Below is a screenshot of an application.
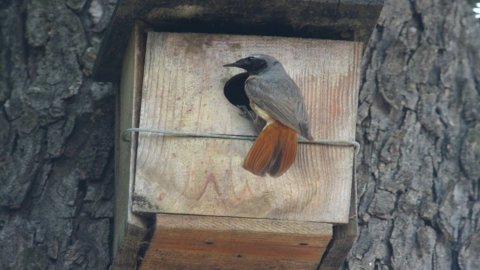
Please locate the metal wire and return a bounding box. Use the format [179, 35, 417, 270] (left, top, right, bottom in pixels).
[125, 127, 360, 153]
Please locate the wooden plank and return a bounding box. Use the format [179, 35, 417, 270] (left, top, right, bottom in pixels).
[134, 32, 362, 223]
[320, 171, 358, 268]
[139, 214, 332, 270]
[113, 22, 149, 269]
[93, 0, 382, 81]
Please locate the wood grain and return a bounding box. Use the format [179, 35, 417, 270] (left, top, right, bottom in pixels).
[113, 23, 148, 269]
[139, 214, 332, 270]
[134, 32, 362, 223]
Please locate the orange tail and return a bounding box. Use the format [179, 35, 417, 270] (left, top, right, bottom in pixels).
[243, 121, 298, 177]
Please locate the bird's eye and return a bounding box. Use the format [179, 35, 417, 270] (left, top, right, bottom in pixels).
[247, 56, 255, 60]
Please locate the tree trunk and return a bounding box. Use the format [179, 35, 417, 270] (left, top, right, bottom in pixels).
[0, 0, 116, 269]
[347, 0, 480, 269]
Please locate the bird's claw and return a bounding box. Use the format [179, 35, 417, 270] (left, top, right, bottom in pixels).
[236, 105, 255, 121]
[236, 105, 265, 133]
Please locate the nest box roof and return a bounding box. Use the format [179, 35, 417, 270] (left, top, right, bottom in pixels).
[93, 0, 383, 82]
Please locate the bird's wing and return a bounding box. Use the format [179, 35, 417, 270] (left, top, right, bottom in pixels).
[245, 76, 312, 139]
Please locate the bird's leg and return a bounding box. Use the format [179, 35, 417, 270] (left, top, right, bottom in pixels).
[252, 117, 266, 133]
[236, 105, 265, 133]
[236, 105, 253, 119]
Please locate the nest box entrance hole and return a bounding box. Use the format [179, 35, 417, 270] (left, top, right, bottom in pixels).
[223, 72, 250, 109]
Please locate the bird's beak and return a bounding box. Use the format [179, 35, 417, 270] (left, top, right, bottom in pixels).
[223, 62, 239, 68]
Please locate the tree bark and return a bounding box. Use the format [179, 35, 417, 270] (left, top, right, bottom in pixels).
[0, 0, 116, 269]
[347, 0, 480, 269]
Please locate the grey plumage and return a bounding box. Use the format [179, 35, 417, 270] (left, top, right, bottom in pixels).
[224, 54, 313, 177]
[242, 54, 313, 140]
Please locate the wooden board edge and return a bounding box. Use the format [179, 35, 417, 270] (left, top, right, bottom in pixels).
[113, 20, 149, 267]
[113, 222, 149, 269]
[319, 155, 359, 269]
[318, 42, 362, 269]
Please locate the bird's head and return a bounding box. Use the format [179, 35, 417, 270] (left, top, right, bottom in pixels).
[224, 54, 279, 74]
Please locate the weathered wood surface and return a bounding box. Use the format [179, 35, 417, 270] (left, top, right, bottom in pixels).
[139, 214, 332, 270]
[133, 32, 362, 223]
[113, 23, 149, 269]
[320, 174, 358, 269]
[93, 0, 383, 81]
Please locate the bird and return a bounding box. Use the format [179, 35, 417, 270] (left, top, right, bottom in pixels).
[224, 54, 313, 177]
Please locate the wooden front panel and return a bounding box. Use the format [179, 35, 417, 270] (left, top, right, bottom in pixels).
[133, 32, 362, 223]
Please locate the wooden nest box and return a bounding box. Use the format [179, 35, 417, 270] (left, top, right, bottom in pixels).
[94, 1, 382, 269]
